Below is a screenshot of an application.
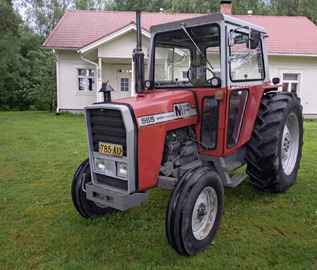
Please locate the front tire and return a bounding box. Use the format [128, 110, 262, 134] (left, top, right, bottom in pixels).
[71, 159, 116, 218]
[166, 167, 224, 256]
[245, 92, 304, 192]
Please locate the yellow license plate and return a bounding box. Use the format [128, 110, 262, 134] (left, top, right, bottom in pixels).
[99, 142, 123, 158]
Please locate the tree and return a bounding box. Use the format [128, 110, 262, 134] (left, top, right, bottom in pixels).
[169, 0, 218, 14]
[24, 0, 72, 37]
[0, 0, 28, 110]
[266, 0, 317, 23]
[27, 49, 56, 111]
[106, 0, 172, 12]
[74, 0, 106, 10]
[0, 0, 21, 36]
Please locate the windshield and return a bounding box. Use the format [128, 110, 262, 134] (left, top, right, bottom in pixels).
[154, 24, 220, 88]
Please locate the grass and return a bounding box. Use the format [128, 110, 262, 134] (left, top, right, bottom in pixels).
[0, 111, 316, 270]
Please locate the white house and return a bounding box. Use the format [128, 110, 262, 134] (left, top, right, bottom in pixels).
[42, 2, 317, 117]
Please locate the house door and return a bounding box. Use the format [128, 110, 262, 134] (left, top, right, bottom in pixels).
[116, 69, 132, 99]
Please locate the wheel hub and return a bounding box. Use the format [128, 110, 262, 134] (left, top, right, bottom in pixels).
[192, 187, 218, 240]
[196, 203, 207, 221]
[281, 113, 300, 175]
[283, 131, 291, 154]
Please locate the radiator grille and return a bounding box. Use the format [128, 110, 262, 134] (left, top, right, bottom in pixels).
[89, 108, 127, 156]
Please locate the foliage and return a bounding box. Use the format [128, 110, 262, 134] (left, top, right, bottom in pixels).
[24, 0, 73, 37]
[105, 0, 171, 12]
[27, 49, 57, 111]
[0, 0, 56, 111]
[73, 0, 107, 10]
[0, 0, 21, 35]
[169, 0, 219, 14]
[0, 112, 316, 269]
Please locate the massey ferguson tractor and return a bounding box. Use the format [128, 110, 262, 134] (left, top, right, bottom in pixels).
[72, 11, 304, 256]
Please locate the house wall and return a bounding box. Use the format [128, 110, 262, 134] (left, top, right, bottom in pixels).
[98, 31, 150, 59]
[55, 48, 317, 117]
[57, 50, 97, 112]
[268, 55, 317, 117]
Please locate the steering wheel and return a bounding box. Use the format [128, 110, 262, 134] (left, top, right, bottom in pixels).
[187, 66, 216, 86]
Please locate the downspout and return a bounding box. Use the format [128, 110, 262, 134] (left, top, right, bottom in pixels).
[79, 53, 102, 102]
[52, 49, 60, 114]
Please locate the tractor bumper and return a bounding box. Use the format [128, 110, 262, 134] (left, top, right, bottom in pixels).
[85, 182, 149, 211]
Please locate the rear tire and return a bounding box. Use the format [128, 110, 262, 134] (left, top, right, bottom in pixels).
[245, 92, 304, 192]
[71, 159, 116, 218]
[166, 167, 224, 256]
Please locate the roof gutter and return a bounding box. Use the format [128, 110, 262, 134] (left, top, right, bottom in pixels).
[79, 53, 99, 69]
[79, 52, 101, 102]
[42, 46, 78, 51]
[268, 53, 317, 57]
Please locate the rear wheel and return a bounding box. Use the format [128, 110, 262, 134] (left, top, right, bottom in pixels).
[166, 167, 224, 256]
[245, 92, 304, 192]
[71, 159, 116, 218]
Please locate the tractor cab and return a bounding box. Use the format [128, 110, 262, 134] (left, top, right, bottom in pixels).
[146, 13, 269, 90]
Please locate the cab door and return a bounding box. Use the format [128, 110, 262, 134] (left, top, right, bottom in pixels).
[223, 25, 266, 155]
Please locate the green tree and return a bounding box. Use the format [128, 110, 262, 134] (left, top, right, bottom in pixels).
[169, 0, 218, 13]
[27, 49, 56, 111]
[0, 0, 21, 35]
[74, 0, 106, 10]
[107, 0, 172, 12]
[0, 0, 29, 110]
[25, 0, 72, 37]
[0, 0, 57, 111]
[232, 0, 271, 15]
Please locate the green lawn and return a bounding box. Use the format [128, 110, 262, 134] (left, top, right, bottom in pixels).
[0, 111, 316, 270]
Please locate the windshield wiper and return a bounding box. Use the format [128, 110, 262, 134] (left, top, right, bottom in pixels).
[180, 23, 214, 70]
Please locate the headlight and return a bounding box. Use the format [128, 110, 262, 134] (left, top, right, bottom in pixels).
[96, 158, 106, 171]
[94, 158, 116, 177]
[117, 162, 128, 178]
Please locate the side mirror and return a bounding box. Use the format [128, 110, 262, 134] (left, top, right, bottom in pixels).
[247, 30, 260, 49]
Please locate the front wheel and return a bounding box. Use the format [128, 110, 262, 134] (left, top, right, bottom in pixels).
[71, 159, 116, 219]
[166, 167, 224, 256]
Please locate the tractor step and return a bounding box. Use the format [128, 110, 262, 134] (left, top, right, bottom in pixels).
[223, 161, 243, 172]
[224, 174, 247, 188]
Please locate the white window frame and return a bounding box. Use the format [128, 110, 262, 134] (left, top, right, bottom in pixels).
[117, 69, 132, 92]
[279, 69, 302, 96]
[76, 66, 96, 94]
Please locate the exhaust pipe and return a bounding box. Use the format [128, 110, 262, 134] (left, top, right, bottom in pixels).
[133, 10, 145, 95]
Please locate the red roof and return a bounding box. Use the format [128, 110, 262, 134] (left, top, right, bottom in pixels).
[236, 15, 317, 55]
[42, 10, 317, 55]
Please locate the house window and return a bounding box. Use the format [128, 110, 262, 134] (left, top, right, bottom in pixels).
[282, 73, 300, 93]
[120, 78, 129, 92]
[78, 69, 95, 91]
[117, 69, 131, 92]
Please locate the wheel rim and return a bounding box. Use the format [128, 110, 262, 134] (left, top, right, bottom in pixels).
[281, 112, 300, 175]
[191, 187, 218, 240]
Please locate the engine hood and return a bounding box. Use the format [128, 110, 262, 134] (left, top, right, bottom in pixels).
[113, 90, 198, 127]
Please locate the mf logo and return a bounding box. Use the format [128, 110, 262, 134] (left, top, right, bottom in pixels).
[174, 103, 190, 117]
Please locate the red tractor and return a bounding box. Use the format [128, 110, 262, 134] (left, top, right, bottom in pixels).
[72, 11, 303, 256]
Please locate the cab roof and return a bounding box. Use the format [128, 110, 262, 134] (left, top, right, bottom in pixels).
[150, 13, 266, 35]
